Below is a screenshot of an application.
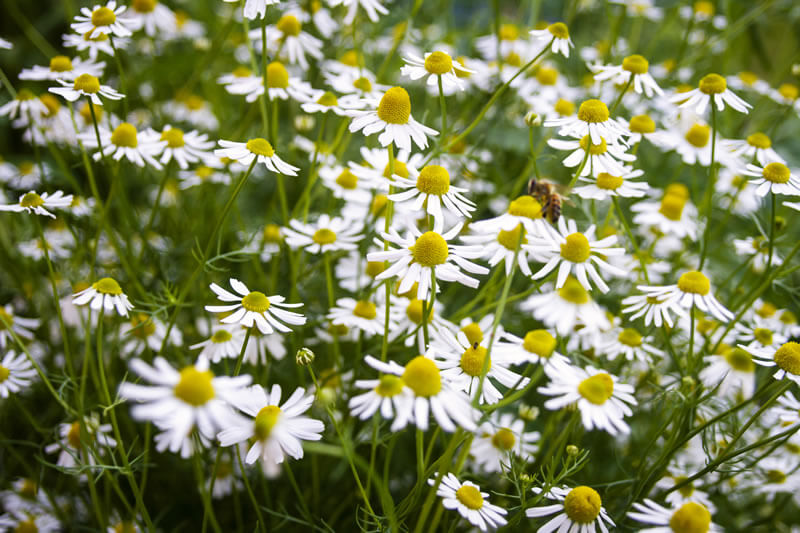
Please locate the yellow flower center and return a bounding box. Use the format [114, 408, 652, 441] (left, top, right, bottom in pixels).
[113, 521, 137, 533]
[401, 299, 426, 324]
[491, 427, 516, 451]
[499, 23, 519, 41]
[507, 195, 543, 219]
[460, 323, 484, 345]
[460, 344, 490, 377]
[779, 83, 799, 101]
[111, 123, 138, 148]
[762, 162, 790, 184]
[523, 329, 556, 357]
[659, 194, 686, 221]
[618, 328, 643, 347]
[384, 160, 409, 179]
[596, 173, 624, 190]
[183, 94, 205, 110]
[340, 50, 359, 66]
[130, 313, 157, 339]
[563, 486, 602, 523]
[67, 421, 84, 449]
[73, 73, 100, 94]
[724, 347, 754, 372]
[277, 15, 301, 36]
[243, 138, 274, 158]
[497, 223, 526, 250]
[774, 342, 800, 376]
[677, 271, 711, 295]
[0, 364, 9, 383]
[160, 128, 185, 148]
[79, 102, 102, 122]
[375, 374, 405, 397]
[17, 89, 36, 101]
[92, 277, 123, 295]
[211, 329, 233, 343]
[629, 114, 655, 134]
[266, 61, 289, 88]
[49, 55, 73, 72]
[558, 277, 589, 304]
[91, 6, 116, 26]
[20, 192, 45, 208]
[233, 66, 252, 77]
[577, 99, 609, 123]
[548, 22, 570, 39]
[424, 51, 453, 75]
[560, 233, 591, 263]
[411, 232, 449, 267]
[241, 291, 271, 312]
[766, 469, 787, 484]
[622, 54, 649, 74]
[353, 76, 372, 92]
[416, 165, 450, 195]
[312, 228, 337, 245]
[578, 373, 614, 404]
[699, 73, 726, 95]
[370, 195, 388, 217]
[535, 67, 558, 85]
[555, 98, 575, 116]
[317, 91, 338, 107]
[685, 124, 710, 148]
[579, 135, 607, 155]
[454, 57, 472, 78]
[15, 519, 38, 533]
[757, 302, 777, 318]
[335, 169, 358, 189]
[377, 87, 411, 125]
[746, 132, 771, 149]
[402, 356, 442, 397]
[132, 0, 157, 13]
[20, 479, 38, 499]
[455, 485, 484, 510]
[173, 366, 215, 406]
[737, 71, 757, 85]
[753, 327, 773, 346]
[365, 261, 385, 278]
[263, 223, 282, 243]
[353, 300, 377, 320]
[254, 405, 281, 440]
[669, 502, 711, 533]
[40, 94, 61, 117]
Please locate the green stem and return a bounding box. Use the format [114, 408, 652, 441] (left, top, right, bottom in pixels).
[766, 191, 776, 271]
[609, 77, 633, 115]
[233, 328, 253, 376]
[698, 104, 717, 269]
[437, 75, 447, 142]
[235, 446, 268, 533]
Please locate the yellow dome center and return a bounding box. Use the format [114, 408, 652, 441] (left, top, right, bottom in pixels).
[579, 135, 607, 155]
[93, 277, 123, 295]
[508, 195, 543, 219]
[375, 374, 404, 397]
[160, 128, 185, 148]
[49, 55, 73, 72]
[0, 364, 9, 383]
[233, 65, 252, 77]
[384, 159, 409, 179]
[558, 277, 590, 304]
[548, 22, 570, 39]
[40, 94, 61, 117]
[577, 99, 609, 123]
[173, 366, 215, 406]
[460, 345, 490, 377]
[523, 329, 556, 357]
[677, 271, 710, 295]
[596, 173, 624, 190]
[267, 62, 289, 88]
[555, 98, 575, 116]
[629, 114, 655, 134]
[536, 67, 558, 85]
[246, 138, 275, 157]
[560, 233, 591, 263]
[497, 224, 526, 250]
[402, 356, 442, 397]
[20, 192, 45, 208]
[67, 421, 83, 449]
[491, 427, 516, 451]
[416, 165, 450, 195]
[779, 83, 799, 101]
[659, 194, 686, 221]
[499, 23, 519, 41]
[622, 54, 649, 74]
[365, 261, 385, 278]
[685, 124, 710, 148]
[762, 162, 790, 184]
[455, 484, 484, 510]
[312, 228, 337, 245]
[669, 502, 711, 533]
[91, 6, 116, 26]
[411, 231, 449, 267]
[752, 327, 773, 346]
[774, 342, 800, 376]
[618, 328, 642, 347]
[578, 373, 614, 404]
[254, 405, 281, 440]
[130, 313, 157, 339]
[746, 132, 771, 149]
[263, 223, 282, 243]
[317, 91, 338, 107]
[563, 486, 602, 523]
[339, 50, 359, 66]
[335, 169, 358, 189]
[353, 300, 377, 319]
[406, 299, 431, 324]
[699, 73, 726, 95]
[73, 73, 100, 94]
[424, 51, 453, 75]
[211, 329, 233, 343]
[724, 347, 754, 372]
[241, 291, 271, 312]
[14, 519, 38, 533]
[370, 194, 388, 216]
[277, 15, 301, 36]
[353, 76, 372, 92]
[377, 87, 411, 125]
[132, 0, 156, 13]
[460, 322, 484, 345]
[111, 123, 138, 148]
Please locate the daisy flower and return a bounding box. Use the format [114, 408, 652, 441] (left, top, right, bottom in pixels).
[365, 355, 479, 432]
[631, 186, 698, 240]
[460, 223, 534, 276]
[49, 73, 124, 105]
[774, 391, 800, 426]
[494, 329, 571, 367]
[44, 414, 116, 469]
[621, 290, 688, 328]
[326, 298, 389, 337]
[70, 1, 133, 38]
[0, 351, 37, 398]
[190, 324, 247, 363]
[368, 222, 489, 301]
[72, 277, 133, 317]
[722, 132, 785, 166]
[0, 510, 60, 533]
[470, 194, 546, 235]
[401, 51, 474, 92]
[470, 413, 539, 473]
[741, 162, 800, 197]
[0, 190, 73, 218]
[670, 73, 752, 114]
[628, 500, 720, 533]
[636, 271, 734, 323]
[520, 277, 609, 336]
[348, 146, 425, 192]
[348, 86, 439, 152]
[328, 0, 388, 24]
[545, 99, 627, 145]
[538, 362, 636, 435]
[120, 313, 182, 356]
[526, 485, 615, 533]
[700, 345, 756, 399]
[149, 126, 216, 170]
[0, 90, 48, 124]
[349, 356, 414, 431]
[388, 164, 476, 232]
[214, 138, 299, 176]
[573, 168, 649, 200]
[118, 355, 251, 454]
[530, 22, 574, 58]
[548, 134, 635, 178]
[217, 384, 324, 466]
[227, 61, 314, 103]
[732, 236, 782, 272]
[0, 305, 39, 349]
[742, 341, 800, 385]
[125, 0, 177, 36]
[300, 90, 349, 116]
[526, 217, 626, 293]
[430, 474, 508, 531]
[62, 30, 118, 60]
[601, 325, 664, 362]
[318, 165, 373, 204]
[282, 215, 363, 254]
[224, 0, 279, 20]
[205, 279, 305, 336]
[19, 55, 105, 82]
[79, 122, 165, 169]
[178, 164, 231, 189]
[591, 54, 664, 97]
[262, 14, 322, 70]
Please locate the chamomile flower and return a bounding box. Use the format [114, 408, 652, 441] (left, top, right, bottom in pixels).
[72, 277, 133, 317]
[348, 86, 438, 152]
[319, 165, 373, 203]
[120, 313, 182, 356]
[722, 132, 785, 166]
[190, 324, 247, 363]
[631, 185, 698, 240]
[205, 278, 306, 335]
[545, 99, 627, 145]
[49, 73, 124, 105]
[742, 162, 800, 197]
[19, 55, 105, 82]
[0, 90, 48, 124]
[328, 0, 388, 24]
[494, 328, 571, 367]
[671, 73, 752, 114]
[388, 164, 476, 232]
[526, 485, 615, 533]
[520, 277, 610, 336]
[215, 138, 300, 176]
[732, 236, 782, 272]
[224, 0, 279, 20]
[62, 30, 118, 60]
[0, 305, 39, 348]
[349, 356, 414, 431]
[538, 363, 636, 435]
[0, 510, 60, 533]
[0, 351, 37, 398]
[530, 22, 574, 58]
[401, 51, 474, 92]
[283, 215, 363, 254]
[326, 298, 389, 337]
[470, 413, 539, 473]
[742, 341, 800, 385]
[262, 14, 322, 70]
[548, 134, 635, 177]
[628, 500, 720, 533]
[601, 325, 664, 362]
[178, 164, 231, 189]
[71, 1, 133, 38]
[431, 474, 508, 531]
[460, 223, 534, 276]
[118, 355, 251, 454]
[368, 222, 489, 301]
[300, 90, 349, 116]
[526, 217, 626, 293]
[636, 271, 734, 323]
[44, 414, 116, 469]
[700, 345, 756, 399]
[149, 126, 216, 169]
[574, 168, 649, 200]
[471, 194, 546, 235]
[79, 122, 165, 169]
[621, 290, 687, 328]
[0, 190, 73, 218]
[217, 384, 324, 466]
[592, 54, 664, 97]
[774, 391, 800, 426]
[125, 0, 177, 36]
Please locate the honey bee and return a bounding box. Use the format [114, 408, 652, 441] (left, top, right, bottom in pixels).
[527, 177, 567, 224]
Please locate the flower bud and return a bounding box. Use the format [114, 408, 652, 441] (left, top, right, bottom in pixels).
[525, 111, 541, 127]
[566, 444, 580, 457]
[296, 347, 315, 366]
[518, 403, 539, 421]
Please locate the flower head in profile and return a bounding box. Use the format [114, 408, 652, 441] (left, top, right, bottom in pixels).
[526, 485, 615, 532]
[215, 138, 300, 176]
[348, 86, 438, 152]
[0, 351, 37, 398]
[628, 500, 720, 533]
[670, 73, 752, 114]
[49, 73, 124, 105]
[592, 54, 663, 97]
[70, 1, 133, 38]
[282, 215, 363, 255]
[72, 277, 133, 317]
[0, 190, 73, 218]
[546, 99, 627, 145]
[430, 474, 508, 531]
[530, 22, 574, 57]
[743, 341, 800, 385]
[742, 161, 800, 197]
[401, 51, 475, 92]
[635, 271, 734, 323]
[78, 122, 165, 168]
[205, 278, 306, 335]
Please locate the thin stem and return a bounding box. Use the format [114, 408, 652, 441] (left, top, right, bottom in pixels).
[380, 145, 395, 362]
[437, 75, 447, 142]
[233, 328, 253, 376]
[235, 446, 268, 533]
[767, 190, 776, 271]
[567, 148, 590, 189]
[699, 104, 717, 269]
[609, 76, 633, 114]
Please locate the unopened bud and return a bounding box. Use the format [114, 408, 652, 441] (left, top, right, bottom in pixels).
[793, 64, 800, 76]
[525, 111, 541, 127]
[518, 404, 539, 421]
[681, 375, 696, 390]
[775, 216, 787, 233]
[566, 444, 580, 457]
[294, 114, 315, 132]
[296, 347, 315, 366]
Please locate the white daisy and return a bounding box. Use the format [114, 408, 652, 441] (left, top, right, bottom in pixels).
[700, 345, 756, 399]
[214, 138, 299, 176]
[470, 413, 539, 473]
[591, 54, 663, 97]
[431, 474, 508, 531]
[49, 73, 124, 105]
[460, 223, 534, 277]
[72, 277, 133, 317]
[545, 99, 627, 145]
[62, 30, 118, 60]
[347, 146, 425, 192]
[0, 305, 39, 349]
[548, 134, 635, 178]
[326, 298, 389, 337]
[670, 73, 751, 114]
[635, 271, 734, 323]
[120, 313, 182, 356]
[19, 55, 105, 82]
[78, 122, 165, 169]
[601, 325, 664, 362]
[348, 86, 438, 152]
[225, 61, 314, 103]
[530, 22, 574, 58]
[520, 277, 610, 336]
[526, 485, 615, 533]
[259, 14, 322, 70]
[217, 384, 324, 466]
[774, 391, 800, 426]
[494, 329, 571, 367]
[70, 1, 133, 39]
[573, 168, 649, 200]
[628, 500, 720, 533]
[125, 0, 176, 36]
[348, 356, 414, 431]
[0, 90, 48, 124]
[631, 186, 698, 240]
[327, 0, 388, 24]
[190, 324, 247, 363]
[742, 341, 800, 385]
[721, 132, 785, 166]
[0, 351, 37, 398]
[401, 51, 474, 92]
[318, 165, 373, 204]
[205, 278, 306, 335]
[621, 290, 688, 328]
[282, 215, 363, 254]
[470, 194, 546, 235]
[741, 162, 800, 197]
[44, 414, 116, 469]
[178, 164, 231, 189]
[149, 126, 216, 170]
[223, 0, 279, 20]
[0, 190, 73, 218]
[300, 90, 349, 116]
